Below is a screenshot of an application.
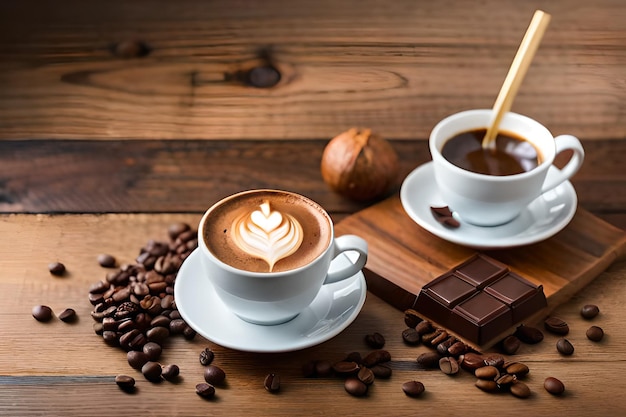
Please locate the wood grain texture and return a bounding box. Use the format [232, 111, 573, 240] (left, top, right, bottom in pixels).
[0, 213, 625, 416]
[0, 0, 624, 140]
[0, 139, 624, 230]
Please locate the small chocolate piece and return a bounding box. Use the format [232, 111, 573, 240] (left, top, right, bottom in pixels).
[32, 305, 53, 322]
[430, 206, 460, 228]
[58, 308, 77, 323]
[544, 317, 570, 335]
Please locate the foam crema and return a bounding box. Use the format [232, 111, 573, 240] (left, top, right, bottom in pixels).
[231, 201, 304, 272]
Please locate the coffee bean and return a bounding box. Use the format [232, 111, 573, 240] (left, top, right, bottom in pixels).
[314, 360, 334, 377]
[362, 350, 391, 367]
[556, 338, 575, 355]
[142, 361, 162, 382]
[204, 365, 226, 385]
[146, 326, 169, 343]
[544, 377, 565, 395]
[586, 325, 604, 342]
[500, 335, 521, 355]
[183, 325, 197, 340]
[127, 350, 149, 370]
[162, 364, 180, 381]
[475, 379, 499, 393]
[402, 380, 425, 398]
[345, 377, 368, 397]
[115, 375, 135, 391]
[98, 254, 117, 268]
[150, 315, 170, 328]
[496, 374, 515, 388]
[460, 352, 485, 371]
[58, 308, 77, 323]
[402, 328, 421, 345]
[421, 330, 441, 345]
[581, 304, 600, 319]
[417, 351, 441, 369]
[32, 305, 53, 322]
[482, 354, 504, 368]
[93, 322, 104, 335]
[370, 364, 392, 379]
[169, 318, 187, 334]
[544, 317, 570, 335]
[447, 341, 468, 357]
[199, 348, 215, 366]
[510, 381, 531, 398]
[505, 362, 529, 378]
[102, 330, 118, 346]
[48, 262, 66, 276]
[404, 309, 422, 328]
[357, 367, 375, 385]
[364, 332, 385, 349]
[475, 366, 499, 380]
[344, 351, 362, 364]
[89, 280, 110, 294]
[264, 373, 280, 393]
[439, 357, 459, 375]
[196, 383, 216, 399]
[430, 330, 449, 346]
[415, 320, 434, 335]
[332, 361, 360, 375]
[515, 324, 544, 344]
[143, 342, 162, 361]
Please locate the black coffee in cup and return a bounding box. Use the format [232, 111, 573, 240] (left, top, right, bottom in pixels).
[442, 128, 542, 176]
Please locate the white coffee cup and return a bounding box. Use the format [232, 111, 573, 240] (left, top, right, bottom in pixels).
[197, 189, 368, 325]
[430, 110, 585, 226]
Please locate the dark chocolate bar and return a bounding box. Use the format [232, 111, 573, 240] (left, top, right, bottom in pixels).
[413, 254, 547, 346]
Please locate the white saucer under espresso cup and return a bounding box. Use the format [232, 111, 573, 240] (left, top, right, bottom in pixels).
[197, 189, 368, 325]
[429, 110, 585, 226]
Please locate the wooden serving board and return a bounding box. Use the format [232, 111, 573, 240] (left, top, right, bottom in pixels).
[335, 195, 626, 333]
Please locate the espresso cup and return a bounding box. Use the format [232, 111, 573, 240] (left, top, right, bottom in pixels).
[197, 189, 368, 325]
[429, 110, 585, 226]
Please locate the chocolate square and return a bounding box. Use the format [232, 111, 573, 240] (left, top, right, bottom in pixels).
[414, 273, 477, 328]
[451, 292, 513, 345]
[455, 254, 508, 288]
[484, 272, 547, 323]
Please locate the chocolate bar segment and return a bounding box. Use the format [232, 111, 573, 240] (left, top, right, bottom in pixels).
[455, 254, 508, 288]
[413, 254, 547, 347]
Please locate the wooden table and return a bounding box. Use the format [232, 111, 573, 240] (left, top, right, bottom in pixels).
[1, 1, 625, 416]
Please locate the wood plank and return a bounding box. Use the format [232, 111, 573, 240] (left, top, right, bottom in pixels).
[0, 0, 624, 140]
[335, 196, 626, 348]
[0, 213, 625, 416]
[0, 140, 624, 227]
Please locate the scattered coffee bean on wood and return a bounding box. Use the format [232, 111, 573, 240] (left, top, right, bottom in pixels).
[544, 377, 565, 395]
[370, 364, 392, 379]
[58, 308, 76, 322]
[143, 342, 162, 361]
[314, 360, 334, 377]
[127, 351, 149, 370]
[48, 262, 66, 276]
[514, 324, 544, 344]
[345, 377, 368, 397]
[199, 348, 215, 366]
[556, 338, 575, 356]
[475, 366, 499, 380]
[404, 309, 422, 328]
[505, 362, 529, 378]
[510, 380, 531, 398]
[364, 332, 385, 349]
[196, 383, 216, 399]
[362, 350, 391, 367]
[417, 351, 442, 369]
[332, 361, 360, 375]
[460, 352, 485, 371]
[357, 367, 375, 385]
[264, 373, 281, 393]
[586, 325, 604, 342]
[115, 375, 136, 392]
[142, 361, 162, 382]
[162, 364, 180, 381]
[580, 304, 600, 319]
[204, 365, 226, 385]
[97, 254, 117, 268]
[402, 328, 421, 345]
[402, 380, 425, 398]
[475, 379, 498, 393]
[32, 305, 53, 322]
[500, 335, 521, 355]
[544, 317, 570, 335]
[439, 357, 459, 375]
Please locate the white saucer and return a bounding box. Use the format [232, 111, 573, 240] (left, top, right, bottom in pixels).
[400, 162, 578, 249]
[174, 249, 367, 353]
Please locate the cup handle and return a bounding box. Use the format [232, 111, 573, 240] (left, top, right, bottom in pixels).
[541, 134, 585, 193]
[323, 235, 368, 284]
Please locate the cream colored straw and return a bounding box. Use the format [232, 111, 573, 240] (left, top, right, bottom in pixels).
[482, 10, 551, 149]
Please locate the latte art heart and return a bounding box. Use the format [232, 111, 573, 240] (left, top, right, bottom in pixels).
[231, 201, 304, 272]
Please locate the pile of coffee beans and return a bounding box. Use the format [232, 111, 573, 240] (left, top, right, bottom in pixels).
[87, 223, 199, 389]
